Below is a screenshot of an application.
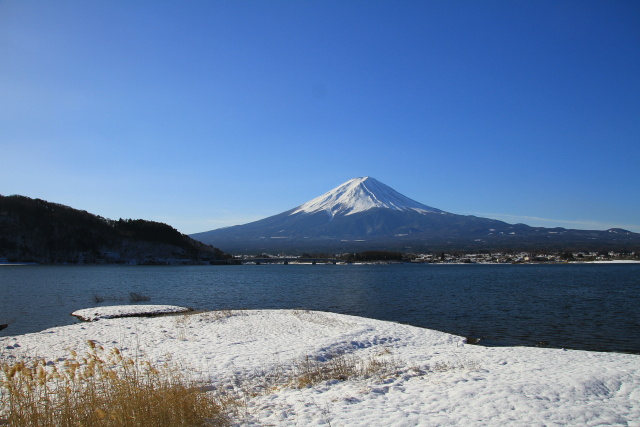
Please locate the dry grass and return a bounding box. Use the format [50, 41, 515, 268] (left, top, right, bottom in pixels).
[291, 353, 397, 389]
[244, 350, 400, 394]
[183, 309, 247, 323]
[428, 359, 481, 373]
[0, 341, 229, 426]
[206, 309, 247, 321]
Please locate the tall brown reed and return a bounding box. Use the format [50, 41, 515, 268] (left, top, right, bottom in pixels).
[0, 341, 229, 426]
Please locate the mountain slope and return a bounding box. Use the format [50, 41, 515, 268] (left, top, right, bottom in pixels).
[0, 195, 230, 264]
[191, 177, 640, 254]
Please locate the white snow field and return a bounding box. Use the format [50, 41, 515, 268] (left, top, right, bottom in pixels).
[2, 309, 639, 426]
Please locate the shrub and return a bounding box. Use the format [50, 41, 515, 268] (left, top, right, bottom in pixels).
[128, 292, 151, 303]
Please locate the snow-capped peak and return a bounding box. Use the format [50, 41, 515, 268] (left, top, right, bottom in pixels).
[290, 177, 443, 218]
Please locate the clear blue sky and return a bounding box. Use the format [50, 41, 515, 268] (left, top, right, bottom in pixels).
[2, 0, 639, 234]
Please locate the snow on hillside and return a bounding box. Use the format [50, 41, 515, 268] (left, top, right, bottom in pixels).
[2, 309, 639, 426]
[290, 177, 443, 218]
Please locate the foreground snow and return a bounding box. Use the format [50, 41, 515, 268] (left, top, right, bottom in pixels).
[2, 309, 639, 426]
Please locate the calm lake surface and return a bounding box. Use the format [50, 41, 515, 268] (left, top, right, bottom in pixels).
[1, 263, 639, 353]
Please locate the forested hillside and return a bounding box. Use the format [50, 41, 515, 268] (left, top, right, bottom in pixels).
[0, 195, 230, 264]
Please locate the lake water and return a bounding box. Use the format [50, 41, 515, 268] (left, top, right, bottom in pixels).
[1, 263, 639, 354]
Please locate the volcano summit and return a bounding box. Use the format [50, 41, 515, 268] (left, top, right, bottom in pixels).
[290, 177, 442, 217]
[191, 177, 640, 254]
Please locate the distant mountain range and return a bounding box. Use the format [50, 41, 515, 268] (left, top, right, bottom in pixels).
[0, 195, 230, 264]
[191, 177, 640, 254]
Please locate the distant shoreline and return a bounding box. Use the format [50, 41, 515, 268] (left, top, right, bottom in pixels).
[2, 260, 640, 266]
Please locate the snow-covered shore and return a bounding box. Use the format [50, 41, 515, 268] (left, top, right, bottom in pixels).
[2, 309, 639, 426]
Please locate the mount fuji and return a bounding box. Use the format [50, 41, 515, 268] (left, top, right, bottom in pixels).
[191, 177, 640, 254]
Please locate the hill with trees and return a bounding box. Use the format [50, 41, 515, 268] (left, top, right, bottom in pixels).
[0, 195, 230, 264]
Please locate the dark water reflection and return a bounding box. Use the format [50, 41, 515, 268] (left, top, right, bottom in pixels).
[1, 263, 638, 353]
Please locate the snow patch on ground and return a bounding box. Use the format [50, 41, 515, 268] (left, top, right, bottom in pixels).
[71, 305, 192, 321]
[2, 309, 639, 426]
